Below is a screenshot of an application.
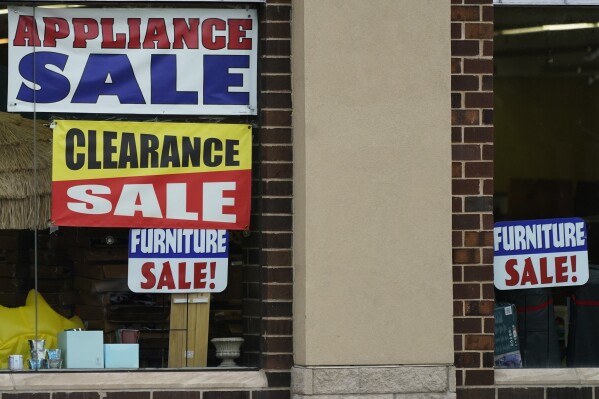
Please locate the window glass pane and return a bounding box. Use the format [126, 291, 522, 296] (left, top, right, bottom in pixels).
[0, 3, 260, 370]
[495, 5, 599, 368]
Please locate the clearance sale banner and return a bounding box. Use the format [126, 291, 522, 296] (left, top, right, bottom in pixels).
[493, 218, 589, 290]
[51, 120, 252, 230]
[7, 6, 258, 115]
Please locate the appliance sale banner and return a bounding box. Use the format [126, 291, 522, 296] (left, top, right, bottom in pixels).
[7, 6, 258, 115]
[51, 120, 252, 229]
[128, 228, 228, 293]
[493, 218, 589, 290]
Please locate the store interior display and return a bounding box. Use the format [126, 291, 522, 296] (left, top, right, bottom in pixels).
[0, 289, 84, 369]
[0, 110, 250, 370]
[0, 227, 248, 369]
[495, 6, 599, 368]
[0, 4, 259, 371]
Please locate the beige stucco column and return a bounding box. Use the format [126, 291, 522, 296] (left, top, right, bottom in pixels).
[292, 0, 454, 396]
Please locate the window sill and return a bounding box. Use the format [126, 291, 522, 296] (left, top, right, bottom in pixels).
[496, 368, 599, 385]
[0, 369, 268, 391]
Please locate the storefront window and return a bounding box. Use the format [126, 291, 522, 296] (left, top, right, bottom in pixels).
[0, 2, 262, 371]
[494, 5, 599, 368]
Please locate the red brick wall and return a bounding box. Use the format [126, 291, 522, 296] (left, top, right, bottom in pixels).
[451, 0, 495, 397]
[256, 0, 294, 393]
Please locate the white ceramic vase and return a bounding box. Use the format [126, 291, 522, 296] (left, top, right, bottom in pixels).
[211, 337, 244, 367]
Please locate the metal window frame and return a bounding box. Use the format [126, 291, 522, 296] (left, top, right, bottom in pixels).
[495, 0, 599, 4]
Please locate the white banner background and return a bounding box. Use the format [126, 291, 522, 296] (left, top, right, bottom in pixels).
[8, 6, 258, 115]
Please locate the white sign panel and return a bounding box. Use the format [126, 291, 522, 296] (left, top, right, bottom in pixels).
[8, 6, 258, 115]
[128, 229, 229, 293]
[494, 218, 589, 290]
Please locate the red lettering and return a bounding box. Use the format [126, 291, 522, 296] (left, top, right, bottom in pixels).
[193, 261, 207, 289]
[209, 261, 216, 289]
[140, 262, 156, 289]
[13, 15, 41, 47]
[143, 18, 170, 49]
[505, 258, 519, 287]
[555, 256, 568, 283]
[202, 18, 226, 50]
[173, 18, 199, 49]
[178, 262, 191, 289]
[157, 261, 176, 289]
[101, 18, 126, 48]
[72, 18, 99, 48]
[540, 257, 552, 284]
[127, 18, 141, 49]
[228, 19, 252, 50]
[571, 255, 578, 283]
[43, 17, 69, 47]
[520, 257, 538, 286]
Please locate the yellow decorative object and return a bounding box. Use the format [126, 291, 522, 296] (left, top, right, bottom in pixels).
[0, 290, 84, 369]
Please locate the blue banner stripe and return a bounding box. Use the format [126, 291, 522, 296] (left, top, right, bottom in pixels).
[494, 217, 587, 256]
[495, 246, 587, 256]
[129, 252, 229, 259]
[129, 228, 229, 257]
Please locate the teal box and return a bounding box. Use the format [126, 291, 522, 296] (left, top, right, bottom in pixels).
[104, 344, 139, 368]
[58, 330, 104, 369]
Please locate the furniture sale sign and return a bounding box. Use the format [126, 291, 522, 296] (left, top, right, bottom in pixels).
[51, 120, 252, 229]
[493, 218, 589, 290]
[7, 6, 258, 115]
[128, 229, 228, 293]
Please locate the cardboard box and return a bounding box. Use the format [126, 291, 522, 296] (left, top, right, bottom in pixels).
[58, 330, 104, 369]
[494, 304, 522, 368]
[104, 344, 139, 368]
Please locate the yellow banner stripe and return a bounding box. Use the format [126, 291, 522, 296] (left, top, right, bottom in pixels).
[52, 120, 252, 181]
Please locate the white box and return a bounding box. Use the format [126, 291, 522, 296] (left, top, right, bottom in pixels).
[58, 330, 104, 369]
[104, 344, 139, 369]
